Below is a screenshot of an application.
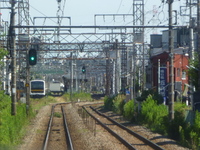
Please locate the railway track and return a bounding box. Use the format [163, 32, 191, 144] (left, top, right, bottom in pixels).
[42, 103, 74, 150]
[82, 105, 165, 150]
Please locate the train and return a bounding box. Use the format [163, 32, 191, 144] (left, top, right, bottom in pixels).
[30, 80, 46, 98]
[49, 81, 64, 96]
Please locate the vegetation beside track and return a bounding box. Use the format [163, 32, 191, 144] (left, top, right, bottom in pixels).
[104, 93, 200, 150]
[0, 92, 28, 150]
[0, 94, 57, 150]
[62, 92, 93, 102]
[0, 92, 93, 149]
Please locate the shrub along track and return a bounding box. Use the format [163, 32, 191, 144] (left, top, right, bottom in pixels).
[82, 105, 164, 150]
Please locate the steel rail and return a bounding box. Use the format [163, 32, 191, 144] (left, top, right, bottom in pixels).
[61, 105, 74, 150]
[82, 106, 136, 150]
[42, 103, 73, 150]
[90, 106, 165, 150]
[42, 105, 55, 150]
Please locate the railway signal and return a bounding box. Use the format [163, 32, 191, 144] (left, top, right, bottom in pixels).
[28, 49, 37, 65]
[82, 66, 86, 73]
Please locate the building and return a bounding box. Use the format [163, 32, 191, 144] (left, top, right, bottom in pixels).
[146, 27, 190, 101]
[149, 52, 189, 100]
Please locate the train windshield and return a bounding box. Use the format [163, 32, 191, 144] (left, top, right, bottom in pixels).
[31, 81, 44, 89]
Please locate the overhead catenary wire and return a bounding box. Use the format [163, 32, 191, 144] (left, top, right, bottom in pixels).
[116, 0, 124, 14]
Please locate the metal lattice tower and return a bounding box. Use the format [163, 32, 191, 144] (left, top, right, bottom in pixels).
[17, 0, 30, 80]
[133, 0, 145, 96]
[14, 0, 146, 95]
[18, 0, 29, 34]
[121, 34, 127, 91]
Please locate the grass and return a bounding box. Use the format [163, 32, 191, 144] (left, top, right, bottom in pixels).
[0, 92, 96, 149]
[62, 92, 93, 102]
[31, 96, 57, 110]
[54, 112, 62, 118]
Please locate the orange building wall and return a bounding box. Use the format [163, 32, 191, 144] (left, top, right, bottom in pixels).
[151, 52, 189, 92]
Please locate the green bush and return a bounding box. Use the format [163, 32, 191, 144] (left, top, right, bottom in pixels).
[104, 96, 114, 110]
[189, 111, 200, 150]
[167, 103, 188, 141]
[137, 89, 163, 104]
[104, 95, 125, 112]
[123, 100, 134, 120]
[193, 111, 200, 133]
[0, 94, 59, 149]
[0, 91, 10, 110]
[113, 95, 125, 114]
[0, 92, 29, 149]
[140, 95, 168, 133]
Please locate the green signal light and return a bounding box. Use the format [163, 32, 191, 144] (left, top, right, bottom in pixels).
[82, 66, 86, 73]
[29, 49, 37, 65]
[31, 57, 35, 61]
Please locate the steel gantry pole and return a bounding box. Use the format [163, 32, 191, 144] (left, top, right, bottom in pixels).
[197, 0, 200, 91]
[189, 0, 195, 110]
[168, 0, 174, 121]
[105, 46, 111, 96]
[17, 0, 31, 115]
[133, 0, 145, 98]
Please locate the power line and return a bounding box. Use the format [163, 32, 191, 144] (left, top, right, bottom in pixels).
[116, 0, 123, 14]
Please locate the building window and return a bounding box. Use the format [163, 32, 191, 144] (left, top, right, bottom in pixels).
[177, 68, 180, 77]
[182, 71, 186, 80]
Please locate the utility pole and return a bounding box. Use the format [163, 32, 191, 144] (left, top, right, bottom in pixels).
[70, 52, 73, 101]
[158, 59, 160, 94]
[197, 0, 200, 91]
[9, 0, 16, 115]
[26, 48, 30, 115]
[189, 0, 195, 110]
[105, 46, 111, 96]
[168, 0, 174, 120]
[130, 53, 134, 100]
[115, 39, 121, 95]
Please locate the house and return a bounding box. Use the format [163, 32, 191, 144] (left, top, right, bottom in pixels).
[149, 52, 189, 100]
[146, 27, 190, 101]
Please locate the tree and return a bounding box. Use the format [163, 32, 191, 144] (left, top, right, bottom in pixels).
[0, 47, 8, 89]
[188, 52, 199, 90]
[0, 47, 8, 67]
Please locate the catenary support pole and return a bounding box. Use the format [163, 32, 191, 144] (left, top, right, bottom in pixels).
[10, 0, 16, 115]
[168, 0, 174, 120]
[26, 46, 30, 115]
[189, 0, 195, 110]
[197, 0, 200, 91]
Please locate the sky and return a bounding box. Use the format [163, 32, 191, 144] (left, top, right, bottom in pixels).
[0, 0, 192, 42]
[28, 0, 188, 25]
[29, 0, 189, 42]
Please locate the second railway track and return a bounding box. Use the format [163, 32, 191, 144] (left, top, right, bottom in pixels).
[83, 105, 165, 150]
